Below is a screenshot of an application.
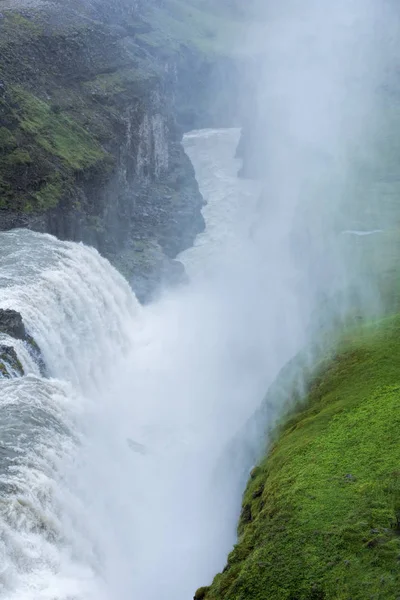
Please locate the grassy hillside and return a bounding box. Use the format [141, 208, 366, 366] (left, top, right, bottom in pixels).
[199, 314, 400, 600]
[137, 0, 249, 56]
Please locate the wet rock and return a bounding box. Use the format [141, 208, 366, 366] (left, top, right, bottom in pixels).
[161, 259, 188, 288]
[26, 334, 47, 376]
[0, 309, 26, 340]
[0, 345, 24, 378]
[0, 309, 46, 376]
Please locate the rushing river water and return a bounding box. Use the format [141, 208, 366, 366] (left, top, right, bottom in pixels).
[0, 129, 315, 600]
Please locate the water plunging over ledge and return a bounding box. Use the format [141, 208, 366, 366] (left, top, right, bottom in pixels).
[0, 129, 314, 600]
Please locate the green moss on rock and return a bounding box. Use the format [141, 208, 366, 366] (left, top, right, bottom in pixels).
[0, 127, 17, 150]
[2, 12, 42, 36]
[32, 173, 63, 211]
[195, 587, 211, 600]
[12, 87, 107, 171]
[0, 345, 24, 377]
[5, 148, 32, 166]
[0, 85, 112, 213]
[203, 315, 400, 600]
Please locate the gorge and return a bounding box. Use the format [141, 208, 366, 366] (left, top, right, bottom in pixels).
[0, 127, 273, 600]
[1, 1, 400, 600]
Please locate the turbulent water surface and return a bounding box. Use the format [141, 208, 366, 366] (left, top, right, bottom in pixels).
[180, 129, 261, 275]
[0, 128, 319, 600]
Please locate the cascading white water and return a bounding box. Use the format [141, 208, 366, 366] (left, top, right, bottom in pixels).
[0, 230, 141, 392]
[0, 231, 142, 599]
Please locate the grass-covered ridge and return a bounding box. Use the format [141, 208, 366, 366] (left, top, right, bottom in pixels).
[200, 315, 400, 600]
[138, 0, 253, 56]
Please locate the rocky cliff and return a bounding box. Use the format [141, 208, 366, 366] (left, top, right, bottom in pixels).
[0, 0, 244, 301]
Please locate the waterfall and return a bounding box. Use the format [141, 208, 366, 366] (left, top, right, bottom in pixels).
[0, 230, 142, 599]
[0, 129, 352, 599]
[0, 230, 141, 393]
[0, 130, 280, 600]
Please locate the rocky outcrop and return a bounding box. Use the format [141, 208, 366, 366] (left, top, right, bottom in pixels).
[0, 0, 244, 301]
[0, 309, 26, 341]
[0, 345, 23, 377]
[0, 308, 45, 375]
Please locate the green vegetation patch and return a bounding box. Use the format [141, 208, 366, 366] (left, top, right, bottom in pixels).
[82, 66, 158, 101]
[31, 173, 63, 212]
[0, 11, 42, 50]
[0, 127, 17, 151]
[202, 315, 400, 600]
[0, 87, 112, 212]
[12, 88, 107, 171]
[0, 346, 24, 378]
[138, 0, 247, 56]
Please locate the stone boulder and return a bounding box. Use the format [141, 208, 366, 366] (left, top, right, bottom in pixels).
[0, 309, 46, 376]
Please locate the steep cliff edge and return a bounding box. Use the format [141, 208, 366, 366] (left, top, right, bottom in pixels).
[0, 0, 245, 300]
[198, 130, 400, 598]
[196, 20, 400, 594]
[198, 315, 400, 600]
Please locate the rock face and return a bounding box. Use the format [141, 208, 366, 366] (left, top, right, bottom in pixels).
[0, 345, 23, 377]
[0, 308, 45, 376]
[0, 0, 244, 301]
[0, 309, 26, 341]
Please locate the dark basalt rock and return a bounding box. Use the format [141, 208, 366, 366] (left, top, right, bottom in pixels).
[0, 309, 26, 341]
[0, 345, 24, 378]
[0, 308, 46, 376]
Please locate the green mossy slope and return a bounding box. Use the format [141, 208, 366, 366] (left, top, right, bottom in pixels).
[201, 315, 400, 600]
[0, 86, 110, 212]
[138, 0, 245, 56]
